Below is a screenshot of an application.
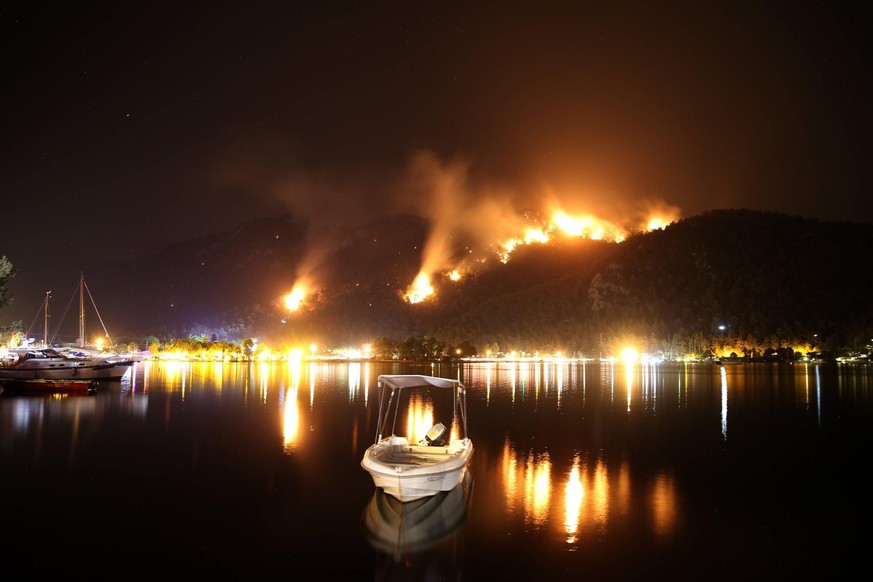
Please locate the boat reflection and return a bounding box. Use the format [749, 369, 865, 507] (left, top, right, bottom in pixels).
[362, 470, 473, 559]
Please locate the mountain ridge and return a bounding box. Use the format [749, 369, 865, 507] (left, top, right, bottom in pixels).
[14, 208, 873, 357]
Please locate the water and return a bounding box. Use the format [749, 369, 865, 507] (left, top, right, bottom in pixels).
[1, 360, 870, 579]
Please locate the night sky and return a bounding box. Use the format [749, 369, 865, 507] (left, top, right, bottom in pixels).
[3, 1, 872, 323]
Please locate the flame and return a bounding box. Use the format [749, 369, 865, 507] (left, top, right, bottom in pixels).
[500, 239, 520, 263]
[633, 199, 680, 233]
[493, 208, 630, 263]
[552, 210, 592, 237]
[447, 269, 462, 281]
[283, 284, 307, 312]
[524, 228, 550, 244]
[404, 273, 434, 304]
[551, 210, 626, 241]
[644, 212, 678, 231]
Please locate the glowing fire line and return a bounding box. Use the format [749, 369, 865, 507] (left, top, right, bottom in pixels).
[405, 206, 679, 302]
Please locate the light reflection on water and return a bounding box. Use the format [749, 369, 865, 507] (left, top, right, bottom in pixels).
[1, 360, 872, 578]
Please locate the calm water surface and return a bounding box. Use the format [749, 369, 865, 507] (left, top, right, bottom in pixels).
[2, 360, 871, 580]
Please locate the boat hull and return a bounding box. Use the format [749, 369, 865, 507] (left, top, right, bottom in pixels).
[1, 378, 98, 392]
[362, 438, 474, 503]
[0, 362, 133, 381]
[0, 348, 134, 381]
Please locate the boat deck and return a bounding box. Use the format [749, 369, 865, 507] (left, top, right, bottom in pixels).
[373, 443, 461, 466]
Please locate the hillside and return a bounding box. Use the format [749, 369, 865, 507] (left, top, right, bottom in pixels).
[22, 209, 873, 358]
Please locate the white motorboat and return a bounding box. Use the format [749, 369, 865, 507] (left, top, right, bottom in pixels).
[0, 347, 134, 381]
[361, 374, 473, 503]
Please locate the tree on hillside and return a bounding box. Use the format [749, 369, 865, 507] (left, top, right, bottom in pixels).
[0, 256, 14, 310]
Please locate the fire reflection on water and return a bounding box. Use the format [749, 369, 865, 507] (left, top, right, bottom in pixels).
[282, 358, 303, 452]
[563, 457, 583, 543]
[500, 437, 677, 543]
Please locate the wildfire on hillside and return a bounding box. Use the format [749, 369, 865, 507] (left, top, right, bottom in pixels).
[283, 283, 309, 312]
[404, 204, 680, 304]
[404, 273, 435, 304]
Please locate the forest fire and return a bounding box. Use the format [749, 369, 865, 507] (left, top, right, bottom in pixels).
[404, 273, 435, 304]
[403, 205, 680, 304]
[283, 284, 308, 312]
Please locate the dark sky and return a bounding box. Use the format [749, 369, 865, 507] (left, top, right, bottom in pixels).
[3, 1, 872, 323]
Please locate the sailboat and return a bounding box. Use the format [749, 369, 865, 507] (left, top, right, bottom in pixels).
[0, 273, 137, 383]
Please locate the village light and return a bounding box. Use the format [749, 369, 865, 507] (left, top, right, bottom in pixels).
[621, 348, 639, 364]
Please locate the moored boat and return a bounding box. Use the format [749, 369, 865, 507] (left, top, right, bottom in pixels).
[361, 374, 473, 503]
[0, 347, 134, 381]
[1, 272, 138, 380]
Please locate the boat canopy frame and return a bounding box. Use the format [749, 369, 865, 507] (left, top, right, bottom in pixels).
[373, 374, 468, 444]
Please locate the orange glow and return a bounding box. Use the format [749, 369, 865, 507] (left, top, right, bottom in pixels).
[405, 194, 683, 302]
[525, 451, 552, 526]
[642, 203, 680, 232]
[621, 348, 639, 364]
[493, 208, 632, 265]
[651, 472, 678, 537]
[551, 209, 624, 242]
[646, 216, 670, 231]
[283, 284, 307, 312]
[499, 239, 519, 263]
[404, 272, 435, 304]
[524, 227, 550, 244]
[405, 393, 435, 442]
[282, 383, 300, 451]
[552, 210, 592, 237]
[564, 456, 584, 543]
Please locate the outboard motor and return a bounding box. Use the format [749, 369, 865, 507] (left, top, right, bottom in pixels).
[422, 422, 448, 446]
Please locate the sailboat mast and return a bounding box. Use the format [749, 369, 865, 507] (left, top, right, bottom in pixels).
[44, 291, 51, 347]
[78, 272, 85, 348]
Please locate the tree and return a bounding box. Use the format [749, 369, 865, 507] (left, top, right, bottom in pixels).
[371, 336, 398, 359]
[452, 340, 478, 358]
[0, 256, 15, 310]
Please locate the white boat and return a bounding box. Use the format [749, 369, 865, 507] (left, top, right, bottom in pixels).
[0, 273, 138, 381]
[0, 346, 134, 381]
[361, 374, 473, 503]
